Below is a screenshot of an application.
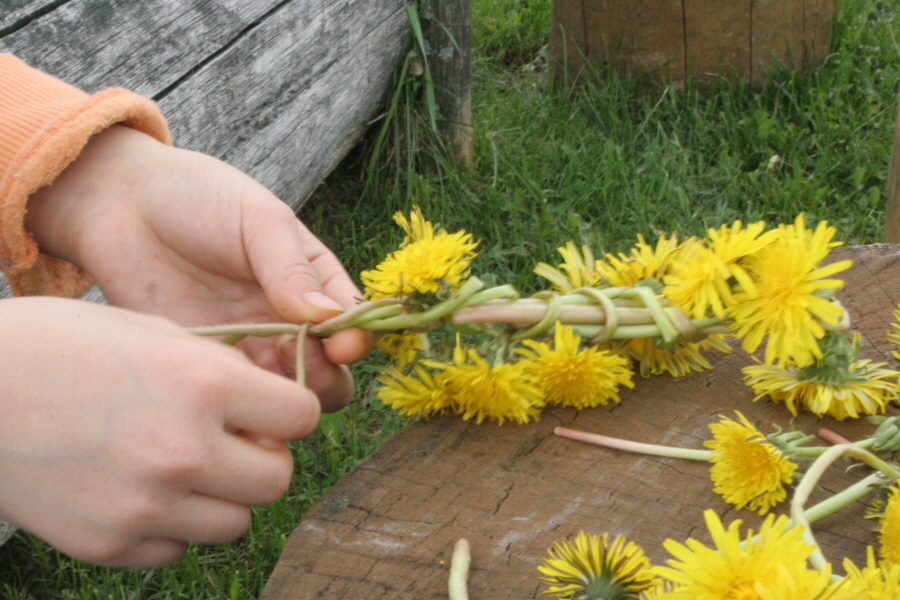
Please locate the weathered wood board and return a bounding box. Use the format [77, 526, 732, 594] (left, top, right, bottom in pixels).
[263, 244, 900, 599]
[0, 0, 412, 210]
[550, 0, 839, 85]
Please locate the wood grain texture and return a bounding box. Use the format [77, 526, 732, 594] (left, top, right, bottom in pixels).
[423, 0, 472, 167]
[263, 244, 900, 600]
[1, 0, 411, 208]
[550, 0, 839, 85]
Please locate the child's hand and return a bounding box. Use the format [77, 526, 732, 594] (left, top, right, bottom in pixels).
[0, 297, 320, 567]
[25, 125, 372, 412]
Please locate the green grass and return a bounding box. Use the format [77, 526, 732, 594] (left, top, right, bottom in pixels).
[5, 0, 900, 597]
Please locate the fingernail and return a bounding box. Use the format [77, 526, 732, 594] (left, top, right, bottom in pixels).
[302, 291, 342, 312]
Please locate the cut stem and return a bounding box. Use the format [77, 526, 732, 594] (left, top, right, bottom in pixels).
[554, 427, 712, 461]
[448, 538, 471, 600]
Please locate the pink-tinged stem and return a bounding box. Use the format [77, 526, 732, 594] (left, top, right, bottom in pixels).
[554, 427, 711, 462]
[817, 428, 852, 446]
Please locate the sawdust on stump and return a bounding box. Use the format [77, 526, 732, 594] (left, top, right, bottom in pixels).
[262, 244, 900, 600]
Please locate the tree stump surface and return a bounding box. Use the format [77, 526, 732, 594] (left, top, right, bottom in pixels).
[263, 244, 900, 600]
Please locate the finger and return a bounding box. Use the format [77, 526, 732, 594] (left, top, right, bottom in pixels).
[99, 538, 189, 569]
[190, 434, 294, 505]
[277, 337, 355, 413]
[147, 494, 253, 546]
[323, 327, 374, 365]
[222, 363, 321, 440]
[295, 220, 364, 310]
[243, 202, 349, 323]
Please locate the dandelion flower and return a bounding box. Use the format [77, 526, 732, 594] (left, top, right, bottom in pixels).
[519, 324, 634, 409]
[426, 336, 544, 425]
[663, 240, 734, 319]
[375, 364, 450, 418]
[535, 242, 607, 292]
[602, 233, 683, 287]
[538, 530, 657, 600]
[375, 332, 425, 367]
[664, 221, 778, 319]
[888, 307, 900, 362]
[728, 214, 850, 367]
[360, 207, 479, 300]
[705, 412, 797, 515]
[843, 547, 900, 599]
[654, 510, 825, 600]
[607, 334, 730, 378]
[743, 360, 898, 421]
[879, 485, 900, 565]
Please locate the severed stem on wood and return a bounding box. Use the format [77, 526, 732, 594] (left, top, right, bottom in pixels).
[554, 427, 712, 461]
[448, 538, 471, 600]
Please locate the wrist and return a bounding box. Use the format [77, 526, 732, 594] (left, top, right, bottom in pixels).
[24, 125, 162, 268]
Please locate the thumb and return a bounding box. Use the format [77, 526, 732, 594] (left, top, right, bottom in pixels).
[244, 202, 346, 324]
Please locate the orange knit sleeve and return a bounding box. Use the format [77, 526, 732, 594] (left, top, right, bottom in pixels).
[0, 54, 172, 298]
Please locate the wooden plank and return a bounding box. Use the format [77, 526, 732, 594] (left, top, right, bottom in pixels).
[423, 0, 473, 168]
[751, 0, 805, 83]
[549, 0, 588, 85]
[804, 0, 839, 70]
[582, 0, 686, 81]
[0, 0, 285, 95]
[683, 0, 751, 79]
[262, 244, 896, 599]
[0, 0, 63, 33]
[1, 0, 412, 209]
[157, 0, 409, 206]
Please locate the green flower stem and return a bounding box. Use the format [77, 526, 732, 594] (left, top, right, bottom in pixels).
[790, 438, 877, 458]
[802, 472, 884, 524]
[359, 277, 486, 331]
[457, 284, 519, 308]
[309, 298, 402, 334]
[295, 324, 308, 387]
[188, 323, 302, 340]
[790, 444, 854, 573]
[448, 538, 471, 600]
[792, 443, 900, 573]
[554, 427, 712, 462]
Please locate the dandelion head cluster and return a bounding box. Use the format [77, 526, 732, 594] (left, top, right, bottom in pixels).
[704, 412, 797, 515]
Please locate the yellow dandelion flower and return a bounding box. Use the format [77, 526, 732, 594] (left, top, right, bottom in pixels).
[519, 324, 634, 409]
[704, 412, 797, 515]
[879, 485, 900, 565]
[602, 233, 683, 287]
[375, 364, 450, 418]
[664, 221, 779, 319]
[663, 240, 734, 319]
[888, 307, 900, 362]
[843, 546, 900, 600]
[538, 530, 658, 600]
[374, 332, 425, 367]
[606, 334, 730, 378]
[534, 241, 607, 292]
[728, 214, 850, 367]
[654, 510, 825, 600]
[360, 207, 479, 300]
[743, 361, 898, 421]
[426, 337, 544, 425]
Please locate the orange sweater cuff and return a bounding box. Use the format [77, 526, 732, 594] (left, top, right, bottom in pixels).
[0, 53, 172, 297]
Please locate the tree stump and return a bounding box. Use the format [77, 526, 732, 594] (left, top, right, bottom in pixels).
[549, 0, 840, 85]
[262, 244, 900, 600]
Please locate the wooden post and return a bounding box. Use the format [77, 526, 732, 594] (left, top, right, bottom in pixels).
[549, 0, 839, 85]
[423, 0, 473, 168]
[884, 96, 900, 243]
